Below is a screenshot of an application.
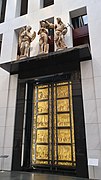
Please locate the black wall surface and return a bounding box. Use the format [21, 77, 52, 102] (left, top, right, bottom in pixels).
[12, 80, 26, 170]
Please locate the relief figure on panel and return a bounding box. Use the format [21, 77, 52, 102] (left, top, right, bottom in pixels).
[18, 26, 36, 59]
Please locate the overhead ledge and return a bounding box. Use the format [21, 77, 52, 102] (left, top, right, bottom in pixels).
[0, 44, 91, 77]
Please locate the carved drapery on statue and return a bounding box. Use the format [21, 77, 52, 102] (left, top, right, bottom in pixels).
[54, 18, 67, 51]
[18, 26, 36, 59]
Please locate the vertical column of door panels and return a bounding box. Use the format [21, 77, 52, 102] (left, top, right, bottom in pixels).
[32, 85, 51, 165]
[54, 82, 76, 167]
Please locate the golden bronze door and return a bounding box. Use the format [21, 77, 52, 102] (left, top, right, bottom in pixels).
[31, 81, 76, 169]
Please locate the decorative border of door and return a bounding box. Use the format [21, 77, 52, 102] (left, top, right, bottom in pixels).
[12, 72, 88, 178]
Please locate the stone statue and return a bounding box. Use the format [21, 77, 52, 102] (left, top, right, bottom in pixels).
[18, 26, 36, 59]
[41, 18, 68, 51]
[54, 18, 67, 51]
[38, 21, 49, 54]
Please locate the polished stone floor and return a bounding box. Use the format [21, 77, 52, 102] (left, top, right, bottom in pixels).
[0, 171, 90, 180]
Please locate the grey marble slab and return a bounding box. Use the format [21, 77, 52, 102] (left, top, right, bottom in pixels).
[0, 171, 90, 180]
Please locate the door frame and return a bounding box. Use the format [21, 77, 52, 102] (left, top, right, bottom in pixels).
[31, 81, 76, 170]
[12, 72, 88, 178]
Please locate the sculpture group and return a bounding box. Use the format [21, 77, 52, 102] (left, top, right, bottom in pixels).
[18, 18, 68, 59]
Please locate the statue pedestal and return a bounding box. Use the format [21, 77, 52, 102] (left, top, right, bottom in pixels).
[56, 46, 67, 51]
[18, 55, 28, 60]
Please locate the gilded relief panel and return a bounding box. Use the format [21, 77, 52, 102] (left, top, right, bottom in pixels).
[38, 88, 48, 100]
[38, 101, 48, 113]
[58, 145, 72, 161]
[57, 85, 68, 98]
[58, 129, 71, 143]
[37, 130, 48, 143]
[36, 145, 48, 159]
[57, 99, 69, 112]
[37, 115, 48, 128]
[57, 114, 70, 127]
